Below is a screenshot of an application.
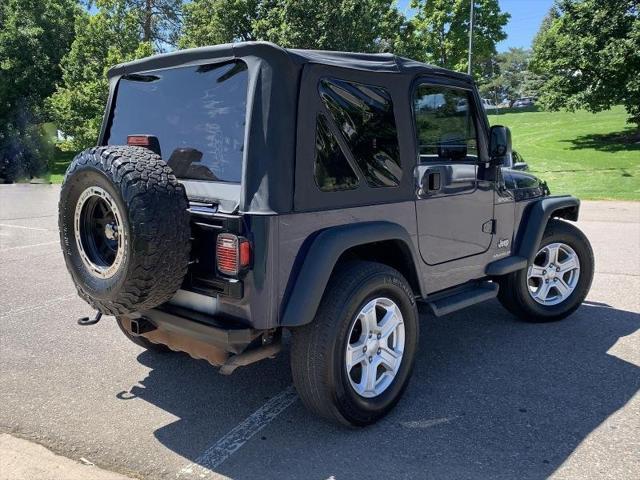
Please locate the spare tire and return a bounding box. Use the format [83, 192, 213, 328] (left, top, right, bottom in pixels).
[59, 146, 191, 315]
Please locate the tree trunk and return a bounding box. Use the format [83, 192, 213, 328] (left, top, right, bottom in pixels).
[440, 26, 447, 66]
[143, 0, 152, 42]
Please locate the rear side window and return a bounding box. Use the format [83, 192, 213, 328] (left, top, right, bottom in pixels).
[107, 61, 248, 182]
[319, 78, 401, 188]
[413, 84, 478, 162]
[314, 115, 359, 191]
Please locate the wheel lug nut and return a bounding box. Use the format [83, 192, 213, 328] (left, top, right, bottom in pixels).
[368, 356, 373, 363]
[363, 346, 367, 353]
[376, 333, 381, 339]
[556, 267, 561, 272]
[553, 278, 557, 282]
[545, 279, 549, 284]
[377, 348, 381, 355]
[542, 270, 547, 275]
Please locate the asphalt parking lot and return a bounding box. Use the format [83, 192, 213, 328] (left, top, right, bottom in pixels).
[1, 184, 638, 480]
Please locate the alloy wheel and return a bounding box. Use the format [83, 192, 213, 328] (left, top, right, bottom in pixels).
[345, 297, 405, 398]
[527, 242, 580, 306]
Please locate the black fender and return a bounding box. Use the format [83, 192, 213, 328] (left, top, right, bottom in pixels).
[518, 195, 580, 263]
[487, 195, 580, 276]
[280, 221, 424, 327]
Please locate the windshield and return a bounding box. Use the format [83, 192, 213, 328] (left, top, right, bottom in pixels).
[107, 61, 248, 183]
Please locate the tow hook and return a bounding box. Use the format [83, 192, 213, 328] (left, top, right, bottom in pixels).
[77, 311, 102, 326]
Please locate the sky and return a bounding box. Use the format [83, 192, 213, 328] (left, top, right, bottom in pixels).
[397, 0, 555, 52]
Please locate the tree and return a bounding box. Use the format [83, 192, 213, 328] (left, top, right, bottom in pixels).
[531, 0, 640, 127]
[0, 0, 79, 181]
[478, 48, 544, 104]
[49, 1, 167, 151]
[128, 0, 183, 48]
[180, 0, 411, 53]
[180, 0, 259, 47]
[85, 0, 183, 49]
[252, 0, 409, 52]
[409, 0, 510, 75]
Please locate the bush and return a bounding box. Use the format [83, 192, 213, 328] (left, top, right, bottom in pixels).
[0, 110, 54, 183]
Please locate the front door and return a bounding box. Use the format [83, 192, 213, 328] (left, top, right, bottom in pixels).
[413, 82, 494, 265]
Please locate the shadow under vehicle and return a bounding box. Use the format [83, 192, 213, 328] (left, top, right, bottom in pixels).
[118, 300, 638, 478]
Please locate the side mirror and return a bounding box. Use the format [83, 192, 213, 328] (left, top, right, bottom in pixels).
[489, 125, 512, 166]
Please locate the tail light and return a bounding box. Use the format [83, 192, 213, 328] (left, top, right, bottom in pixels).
[216, 233, 251, 276]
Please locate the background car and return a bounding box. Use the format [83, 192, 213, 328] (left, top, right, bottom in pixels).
[513, 97, 535, 108]
[481, 98, 498, 112]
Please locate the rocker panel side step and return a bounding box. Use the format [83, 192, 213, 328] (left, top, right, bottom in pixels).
[485, 255, 528, 276]
[427, 281, 499, 317]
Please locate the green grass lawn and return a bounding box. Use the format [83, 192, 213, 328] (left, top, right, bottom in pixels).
[46, 149, 75, 184]
[47, 107, 639, 200]
[488, 105, 639, 201]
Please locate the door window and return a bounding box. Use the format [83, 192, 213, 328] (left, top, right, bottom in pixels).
[413, 85, 478, 163]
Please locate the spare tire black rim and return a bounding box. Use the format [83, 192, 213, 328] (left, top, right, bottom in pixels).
[74, 186, 126, 279]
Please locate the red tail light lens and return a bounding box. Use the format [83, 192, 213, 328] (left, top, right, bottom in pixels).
[216, 233, 250, 276]
[239, 240, 251, 268]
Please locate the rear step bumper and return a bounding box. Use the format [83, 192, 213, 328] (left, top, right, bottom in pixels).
[135, 306, 259, 354]
[120, 307, 278, 373]
[426, 281, 499, 317]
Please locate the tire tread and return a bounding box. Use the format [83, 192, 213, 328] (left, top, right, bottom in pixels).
[59, 146, 191, 315]
[290, 261, 417, 425]
[498, 219, 594, 322]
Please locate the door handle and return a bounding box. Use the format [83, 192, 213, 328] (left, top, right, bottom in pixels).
[427, 172, 441, 191]
[419, 170, 441, 197]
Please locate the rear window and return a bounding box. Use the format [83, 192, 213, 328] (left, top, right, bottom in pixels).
[314, 114, 359, 191]
[318, 78, 402, 188]
[107, 61, 248, 182]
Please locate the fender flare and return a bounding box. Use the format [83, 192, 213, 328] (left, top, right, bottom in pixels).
[280, 221, 424, 327]
[517, 195, 580, 264]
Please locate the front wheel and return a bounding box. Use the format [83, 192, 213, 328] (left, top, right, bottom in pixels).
[290, 261, 419, 426]
[498, 219, 594, 322]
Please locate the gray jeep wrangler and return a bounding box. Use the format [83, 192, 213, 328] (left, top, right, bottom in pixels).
[59, 42, 594, 426]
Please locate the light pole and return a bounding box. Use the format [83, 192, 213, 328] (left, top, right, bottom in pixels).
[468, 0, 475, 76]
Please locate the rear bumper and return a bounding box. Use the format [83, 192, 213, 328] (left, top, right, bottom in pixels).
[122, 305, 261, 361]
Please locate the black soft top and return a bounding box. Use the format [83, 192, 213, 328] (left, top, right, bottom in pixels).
[108, 41, 471, 80]
[102, 42, 474, 214]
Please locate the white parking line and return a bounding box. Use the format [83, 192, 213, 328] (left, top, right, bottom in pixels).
[400, 416, 459, 429]
[0, 223, 48, 231]
[0, 241, 59, 252]
[178, 386, 298, 477]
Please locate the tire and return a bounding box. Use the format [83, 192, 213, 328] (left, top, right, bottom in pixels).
[59, 146, 191, 316]
[290, 261, 419, 426]
[115, 317, 170, 353]
[498, 219, 594, 322]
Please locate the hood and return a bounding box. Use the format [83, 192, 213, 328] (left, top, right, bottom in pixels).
[502, 168, 550, 201]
